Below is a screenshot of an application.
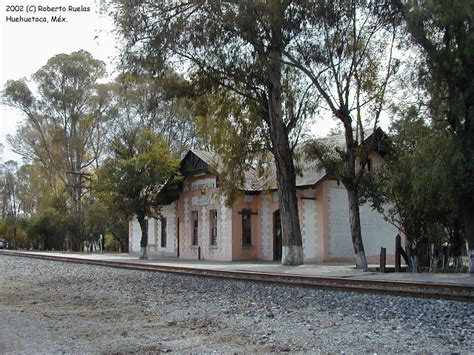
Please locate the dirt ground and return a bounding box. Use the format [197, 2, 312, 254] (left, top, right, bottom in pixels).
[0, 255, 472, 353]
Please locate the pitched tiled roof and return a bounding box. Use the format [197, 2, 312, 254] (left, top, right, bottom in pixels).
[191, 150, 219, 168]
[185, 129, 387, 192]
[187, 146, 328, 192]
[159, 129, 386, 203]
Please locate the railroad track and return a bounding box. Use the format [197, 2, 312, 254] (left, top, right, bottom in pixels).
[2, 250, 473, 302]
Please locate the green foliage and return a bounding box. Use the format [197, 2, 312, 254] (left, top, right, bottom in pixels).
[2, 50, 112, 202]
[0, 217, 28, 249]
[26, 207, 73, 250]
[104, 232, 124, 252]
[96, 127, 179, 257]
[1, 79, 34, 112]
[108, 0, 317, 197]
[0, 160, 19, 219]
[97, 128, 180, 220]
[394, 0, 474, 132]
[2, 50, 115, 250]
[362, 110, 463, 250]
[303, 136, 346, 179]
[111, 72, 200, 155]
[393, 1, 474, 268]
[2, 50, 111, 175]
[33, 50, 106, 103]
[83, 199, 107, 238]
[14, 163, 58, 217]
[0, 219, 7, 241]
[195, 88, 267, 204]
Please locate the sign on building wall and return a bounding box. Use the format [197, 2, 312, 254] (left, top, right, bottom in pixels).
[191, 178, 216, 191]
[192, 195, 212, 206]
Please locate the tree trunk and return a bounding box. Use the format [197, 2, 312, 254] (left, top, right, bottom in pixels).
[340, 115, 368, 270]
[137, 215, 148, 260]
[266, 48, 304, 266]
[449, 218, 463, 258]
[346, 187, 368, 269]
[274, 147, 304, 266]
[12, 221, 17, 250]
[405, 231, 418, 273]
[43, 234, 49, 251]
[67, 173, 77, 250]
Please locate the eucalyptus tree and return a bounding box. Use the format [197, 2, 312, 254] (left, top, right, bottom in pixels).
[112, 72, 200, 156]
[391, 0, 474, 273]
[279, 1, 398, 269]
[2, 50, 113, 249]
[14, 163, 55, 217]
[108, 0, 321, 265]
[0, 161, 21, 248]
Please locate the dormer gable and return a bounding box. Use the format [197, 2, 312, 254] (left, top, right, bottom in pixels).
[180, 150, 216, 177]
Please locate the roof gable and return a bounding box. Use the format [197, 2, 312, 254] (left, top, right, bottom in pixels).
[363, 127, 389, 156]
[180, 150, 215, 176]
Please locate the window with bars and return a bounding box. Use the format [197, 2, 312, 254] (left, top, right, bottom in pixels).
[209, 209, 218, 246]
[191, 211, 199, 246]
[160, 217, 167, 248]
[242, 209, 252, 246]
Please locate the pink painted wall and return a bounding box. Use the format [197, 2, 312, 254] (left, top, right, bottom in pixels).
[130, 164, 401, 265]
[231, 196, 260, 261]
[176, 173, 232, 261]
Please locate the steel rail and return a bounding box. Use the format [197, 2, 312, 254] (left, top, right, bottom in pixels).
[2, 251, 473, 302]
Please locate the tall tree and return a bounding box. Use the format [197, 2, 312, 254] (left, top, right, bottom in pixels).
[97, 128, 179, 259]
[2, 50, 113, 249]
[14, 163, 55, 217]
[391, 0, 474, 272]
[284, 1, 397, 268]
[0, 161, 20, 248]
[0, 161, 19, 218]
[108, 0, 322, 265]
[112, 72, 200, 155]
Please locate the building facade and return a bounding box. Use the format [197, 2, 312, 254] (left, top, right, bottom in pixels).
[130, 145, 400, 264]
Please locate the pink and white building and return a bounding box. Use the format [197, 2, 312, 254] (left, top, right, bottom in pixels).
[129, 137, 399, 264]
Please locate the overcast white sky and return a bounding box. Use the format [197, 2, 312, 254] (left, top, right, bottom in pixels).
[0, 0, 118, 161]
[1, 0, 343, 163]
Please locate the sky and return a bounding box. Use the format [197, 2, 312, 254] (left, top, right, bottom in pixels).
[0, 0, 342, 163]
[1, 0, 118, 161]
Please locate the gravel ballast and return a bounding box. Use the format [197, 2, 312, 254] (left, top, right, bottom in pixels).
[0, 254, 472, 353]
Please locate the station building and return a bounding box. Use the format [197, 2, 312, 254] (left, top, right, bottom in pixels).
[129, 132, 399, 264]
